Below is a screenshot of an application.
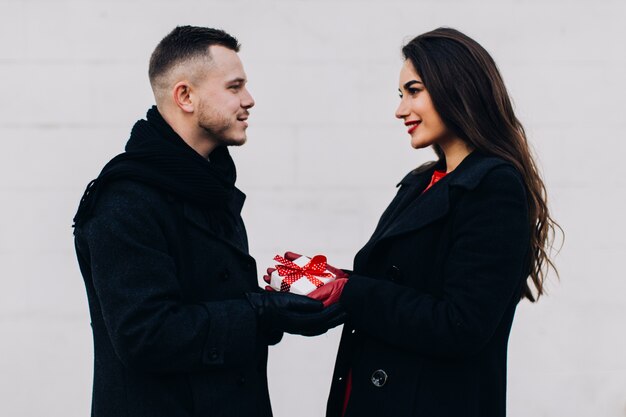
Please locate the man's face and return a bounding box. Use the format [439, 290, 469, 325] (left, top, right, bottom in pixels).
[193, 45, 255, 148]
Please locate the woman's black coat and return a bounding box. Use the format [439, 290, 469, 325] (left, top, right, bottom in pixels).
[74, 179, 275, 417]
[327, 151, 530, 417]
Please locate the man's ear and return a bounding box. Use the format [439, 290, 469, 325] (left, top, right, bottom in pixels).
[172, 81, 194, 113]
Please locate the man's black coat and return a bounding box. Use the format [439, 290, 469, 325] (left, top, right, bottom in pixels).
[74, 177, 275, 416]
[327, 151, 531, 417]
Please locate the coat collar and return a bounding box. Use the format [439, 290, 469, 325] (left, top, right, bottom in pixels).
[376, 150, 510, 243]
[397, 150, 508, 190]
[182, 189, 254, 259]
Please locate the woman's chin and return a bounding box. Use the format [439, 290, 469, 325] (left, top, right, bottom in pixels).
[410, 138, 428, 149]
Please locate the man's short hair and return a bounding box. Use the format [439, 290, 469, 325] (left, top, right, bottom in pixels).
[149, 25, 240, 88]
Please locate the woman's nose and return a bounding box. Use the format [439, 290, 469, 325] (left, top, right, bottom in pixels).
[395, 98, 409, 119]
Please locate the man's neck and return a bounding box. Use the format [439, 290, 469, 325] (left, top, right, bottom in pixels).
[159, 109, 216, 159]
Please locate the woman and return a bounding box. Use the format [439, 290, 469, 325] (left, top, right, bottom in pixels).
[312, 28, 561, 417]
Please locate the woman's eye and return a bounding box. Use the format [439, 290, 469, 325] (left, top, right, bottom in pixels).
[399, 87, 421, 98]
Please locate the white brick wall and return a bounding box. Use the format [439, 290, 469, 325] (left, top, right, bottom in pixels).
[1, 0, 624, 416]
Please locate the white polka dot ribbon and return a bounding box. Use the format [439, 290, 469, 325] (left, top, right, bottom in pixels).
[273, 254, 334, 293]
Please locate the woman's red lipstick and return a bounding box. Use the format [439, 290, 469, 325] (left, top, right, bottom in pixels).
[405, 120, 421, 134]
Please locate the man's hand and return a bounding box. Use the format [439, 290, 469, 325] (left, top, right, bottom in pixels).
[246, 291, 346, 336]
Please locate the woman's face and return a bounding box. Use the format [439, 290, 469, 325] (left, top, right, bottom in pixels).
[395, 60, 454, 149]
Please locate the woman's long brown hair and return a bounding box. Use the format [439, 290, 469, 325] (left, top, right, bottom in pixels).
[402, 28, 562, 301]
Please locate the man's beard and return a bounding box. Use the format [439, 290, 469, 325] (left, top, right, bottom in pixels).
[197, 105, 246, 147]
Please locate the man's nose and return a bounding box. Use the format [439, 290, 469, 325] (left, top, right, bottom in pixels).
[242, 88, 255, 109]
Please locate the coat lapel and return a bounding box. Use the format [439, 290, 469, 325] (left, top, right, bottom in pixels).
[182, 200, 253, 260]
[371, 151, 509, 245]
[369, 164, 436, 239]
[376, 174, 451, 242]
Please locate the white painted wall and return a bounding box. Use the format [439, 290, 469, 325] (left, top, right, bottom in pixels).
[1, 0, 624, 415]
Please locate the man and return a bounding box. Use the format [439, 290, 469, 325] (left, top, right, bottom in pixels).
[73, 26, 344, 417]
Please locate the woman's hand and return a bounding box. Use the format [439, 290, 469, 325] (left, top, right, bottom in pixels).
[308, 278, 348, 307]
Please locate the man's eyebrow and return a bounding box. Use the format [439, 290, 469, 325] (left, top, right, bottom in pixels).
[227, 77, 247, 84]
[402, 80, 423, 90]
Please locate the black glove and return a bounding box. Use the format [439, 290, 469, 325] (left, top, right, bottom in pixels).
[246, 291, 347, 337]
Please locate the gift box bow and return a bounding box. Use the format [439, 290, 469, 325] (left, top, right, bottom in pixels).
[273, 254, 334, 293]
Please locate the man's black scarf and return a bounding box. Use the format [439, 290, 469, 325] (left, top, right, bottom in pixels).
[73, 106, 237, 227]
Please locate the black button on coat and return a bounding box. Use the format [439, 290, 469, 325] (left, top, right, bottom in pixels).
[327, 152, 531, 417]
[74, 179, 276, 417]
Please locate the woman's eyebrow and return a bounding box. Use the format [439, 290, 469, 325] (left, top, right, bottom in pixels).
[403, 80, 423, 90]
